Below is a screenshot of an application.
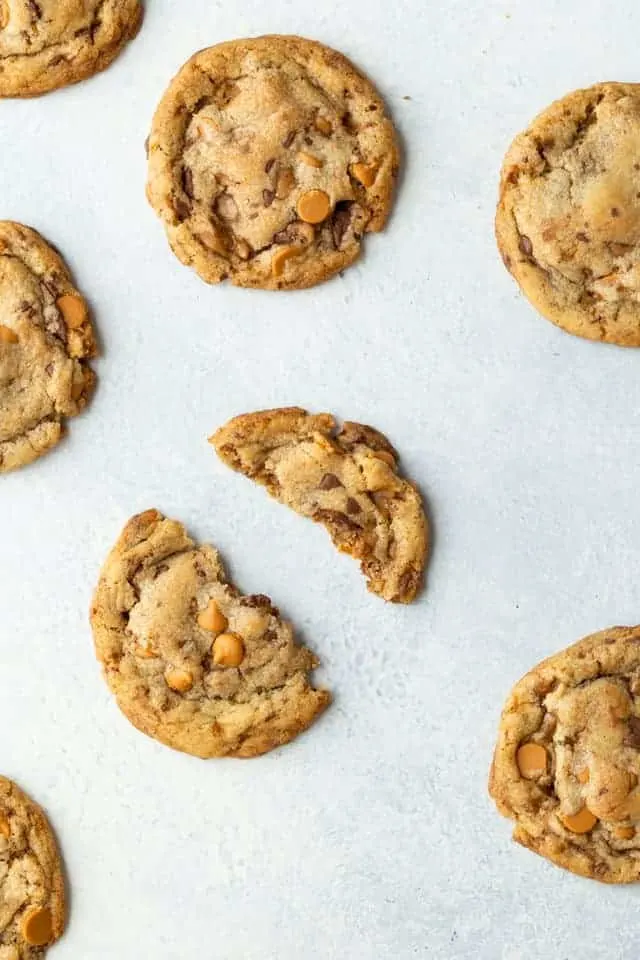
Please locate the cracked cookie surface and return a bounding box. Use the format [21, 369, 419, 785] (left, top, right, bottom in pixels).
[211, 408, 428, 603]
[90, 510, 330, 758]
[0, 777, 65, 959]
[0, 0, 142, 97]
[146, 35, 399, 290]
[489, 625, 640, 883]
[0, 222, 96, 474]
[496, 82, 640, 345]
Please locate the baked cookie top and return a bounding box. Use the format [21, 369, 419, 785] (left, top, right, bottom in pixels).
[496, 82, 640, 345]
[146, 35, 399, 290]
[211, 408, 428, 603]
[0, 777, 65, 959]
[489, 625, 640, 883]
[90, 510, 330, 759]
[0, 0, 142, 97]
[0, 222, 96, 474]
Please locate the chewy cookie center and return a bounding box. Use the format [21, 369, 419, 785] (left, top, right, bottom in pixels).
[519, 677, 640, 839]
[514, 95, 640, 302]
[0, 260, 81, 445]
[182, 64, 363, 258]
[125, 550, 290, 705]
[0, 829, 52, 950]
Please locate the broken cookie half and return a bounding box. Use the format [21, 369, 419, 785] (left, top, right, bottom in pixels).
[211, 408, 428, 603]
[490, 625, 640, 883]
[0, 777, 65, 959]
[90, 510, 330, 759]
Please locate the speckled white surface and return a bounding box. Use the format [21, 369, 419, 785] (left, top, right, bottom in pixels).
[3, 1, 640, 957]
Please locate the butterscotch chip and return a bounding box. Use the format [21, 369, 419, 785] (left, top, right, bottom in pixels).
[0, 777, 65, 954]
[90, 511, 330, 758]
[146, 36, 399, 290]
[350, 162, 378, 187]
[490, 625, 640, 882]
[212, 633, 245, 668]
[496, 82, 640, 345]
[165, 668, 193, 693]
[0, 324, 18, 344]
[613, 825, 636, 840]
[0, 221, 97, 474]
[211, 408, 429, 603]
[135, 643, 157, 659]
[198, 599, 228, 634]
[560, 807, 598, 834]
[516, 743, 547, 779]
[0, 1, 142, 98]
[21, 907, 53, 947]
[314, 115, 333, 135]
[297, 190, 331, 224]
[56, 294, 88, 329]
[272, 245, 304, 278]
[298, 151, 324, 168]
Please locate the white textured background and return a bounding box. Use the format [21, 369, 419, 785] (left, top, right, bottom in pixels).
[2, 1, 640, 957]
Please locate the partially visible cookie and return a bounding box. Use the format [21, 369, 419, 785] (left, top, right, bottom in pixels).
[146, 35, 399, 290]
[490, 625, 640, 883]
[0, 222, 96, 473]
[0, 1, 143, 98]
[90, 510, 330, 758]
[0, 777, 65, 958]
[496, 82, 640, 345]
[211, 408, 428, 603]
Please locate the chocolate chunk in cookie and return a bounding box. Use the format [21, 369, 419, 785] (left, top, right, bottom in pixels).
[90, 510, 330, 758]
[0, 222, 96, 474]
[0, 777, 65, 958]
[211, 408, 428, 603]
[146, 35, 399, 290]
[0, 0, 142, 98]
[496, 82, 640, 345]
[490, 625, 640, 882]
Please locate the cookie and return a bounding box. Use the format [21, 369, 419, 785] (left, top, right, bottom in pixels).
[0, 777, 65, 958]
[496, 82, 640, 345]
[90, 510, 330, 758]
[0, 222, 96, 473]
[146, 35, 399, 290]
[489, 625, 640, 883]
[0, 0, 142, 98]
[211, 408, 428, 603]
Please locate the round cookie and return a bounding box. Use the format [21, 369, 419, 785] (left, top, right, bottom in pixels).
[146, 35, 399, 290]
[490, 625, 640, 883]
[211, 408, 428, 603]
[90, 510, 331, 758]
[0, 0, 142, 98]
[0, 777, 65, 958]
[0, 222, 96, 473]
[496, 82, 640, 345]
